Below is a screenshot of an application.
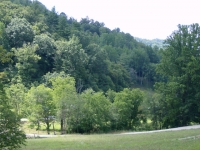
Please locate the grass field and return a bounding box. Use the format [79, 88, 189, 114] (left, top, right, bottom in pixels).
[21, 129, 200, 150]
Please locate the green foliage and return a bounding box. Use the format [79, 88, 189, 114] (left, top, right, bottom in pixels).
[54, 35, 88, 80]
[10, 0, 32, 6]
[146, 92, 164, 129]
[0, 1, 32, 25]
[33, 34, 56, 75]
[0, 83, 26, 150]
[80, 17, 104, 36]
[113, 88, 144, 130]
[57, 13, 70, 40]
[5, 83, 27, 116]
[85, 43, 115, 91]
[78, 89, 111, 133]
[26, 84, 56, 134]
[106, 89, 116, 103]
[13, 44, 41, 86]
[46, 6, 58, 33]
[0, 21, 12, 62]
[107, 62, 130, 91]
[6, 17, 34, 48]
[0, 45, 12, 66]
[51, 75, 77, 134]
[156, 23, 200, 127]
[0, 21, 10, 50]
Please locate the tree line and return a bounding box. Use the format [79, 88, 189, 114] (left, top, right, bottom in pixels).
[6, 73, 145, 134]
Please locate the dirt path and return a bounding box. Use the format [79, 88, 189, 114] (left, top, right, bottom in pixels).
[26, 125, 200, 138]
[120, 124, 200, 135]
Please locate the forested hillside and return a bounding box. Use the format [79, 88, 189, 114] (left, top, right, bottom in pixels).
[1, 1, 200, 145]
[0, 0, 161, 91]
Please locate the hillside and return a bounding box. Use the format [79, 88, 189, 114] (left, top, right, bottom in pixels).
[135, 37, 164, 48]
[0, 0, 161, 91]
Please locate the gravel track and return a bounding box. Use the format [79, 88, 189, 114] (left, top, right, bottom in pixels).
[26, 125, 200, 138]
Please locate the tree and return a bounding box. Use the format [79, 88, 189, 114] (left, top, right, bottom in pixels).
[0, 45, 12, 70]
[0, 21, 10, 50]
[0, 83, 26, 150]
[57, 13, 70, 40]
[129, 48, 150, 85]
[0, 22, 12, 74]
[54, 35, 88, 81]
[107, 62, 130, 91]
[29, 0, 47, 23]
[0, 1, 33, 25]
[113, 88, 144, 130]
[33, 34, 56, 76]
[6, 17, 34, 48]
[13, 44, 41, 86]
[51, 75, 77, 134]
[26, 84, 56, 134]
[5, 83, 27, 116]
[156, 23, 200, 127]
[85, 43, 111, 91]
[78, 89, 111, 133]
[46, 6, 58, 33]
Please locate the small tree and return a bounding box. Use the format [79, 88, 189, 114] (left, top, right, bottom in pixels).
[26, 84, 56, 134]
[5, 83, 27, 116]
[79, 89, 111, 133]
[113, 88, 144, 130]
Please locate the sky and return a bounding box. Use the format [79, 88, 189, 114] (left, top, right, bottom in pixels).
[38, 0, 200, 40]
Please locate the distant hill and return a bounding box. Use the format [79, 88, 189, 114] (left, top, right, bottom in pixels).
[135, 37, 164, 49]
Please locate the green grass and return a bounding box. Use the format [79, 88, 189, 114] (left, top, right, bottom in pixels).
[21, 121, 61, 135]
[21, 129, 200, 150]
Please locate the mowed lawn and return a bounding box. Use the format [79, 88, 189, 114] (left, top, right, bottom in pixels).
[21, 129, 200, 150]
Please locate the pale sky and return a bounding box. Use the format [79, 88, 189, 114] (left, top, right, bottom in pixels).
[38, 0, 200, 40]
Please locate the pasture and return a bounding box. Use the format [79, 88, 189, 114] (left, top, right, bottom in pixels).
[21, 128, 200, 150]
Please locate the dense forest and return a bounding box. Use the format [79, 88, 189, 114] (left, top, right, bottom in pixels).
[1, 1, 200, 148]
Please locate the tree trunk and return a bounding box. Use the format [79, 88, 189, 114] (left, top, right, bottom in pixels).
[52, 121, 55, 135]
[61, 119, 64, 134]
[46, 120, 50, 135]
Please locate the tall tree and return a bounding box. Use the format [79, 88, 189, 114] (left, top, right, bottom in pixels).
[85, 43, 110, 91]
[51, 75, 77, 134]
[156, 23, 200, 127]
[46, 6, 58, 33]
[57, 13, 70, 40]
